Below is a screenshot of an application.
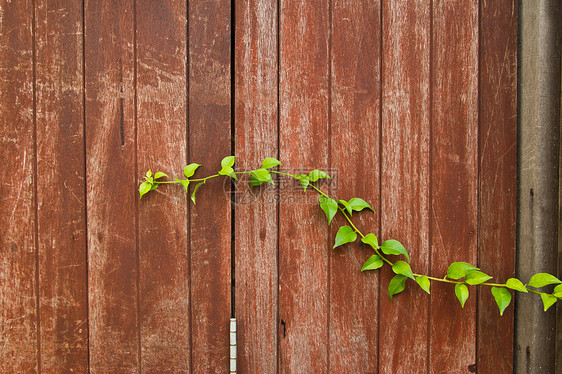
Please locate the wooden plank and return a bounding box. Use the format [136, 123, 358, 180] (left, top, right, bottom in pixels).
[34, 0, 88, 371]
[329, 0, 380, 371]
[0, 1, 38, 371]
[278, 0, 329, 372]
[136, 1, 189, 372]
[234, 0, 278, 372]
[380, 1, 431, 372]
[84, 1, 139, 371]
[477, 0, 517, 372]
[429, 1, 479, 372]
[188, 0, 231, 371]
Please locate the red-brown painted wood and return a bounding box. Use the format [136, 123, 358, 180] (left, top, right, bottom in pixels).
[188, 0, 232, 371]
[380, 1, 431, 372]
[0, 1, 37, 371]
[329, 0, 380, 371]
[477, 0, 517, 372]
[34, 0, 88, 371]
[279, 0, 330, 372]
[136, 1, 189, 372]
[429, 1, 479, 372]
[84, 1, 139, 371]
[234, 0, 279, 372]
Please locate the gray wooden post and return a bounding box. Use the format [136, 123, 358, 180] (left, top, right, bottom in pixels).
[516, 1, 561, 372]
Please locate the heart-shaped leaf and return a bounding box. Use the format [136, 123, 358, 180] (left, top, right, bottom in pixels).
[465, 271, 492, 285]
[446, 262, 479, 280]
[455, 283, 469, 308]
[184, 163, 201, 178]
[528, 273, 562, 288]
[308, 169, 331, 182]
[319, 197, 338, 225]
[392, 260, 414, 280]
[333, 225, 357, 249]
[505, 278, 528, 293]
[361, 255, 383, 271]
[491, 287, 511, 316]
[347, 197, 374, 212]
[262, 157, 282, 169]
[361, 233, 379, 250]
[540, 294, 557, 311]
[380, 239, 410, 263]
[416, 276, 431, 294]
[388, 274, 407, 300]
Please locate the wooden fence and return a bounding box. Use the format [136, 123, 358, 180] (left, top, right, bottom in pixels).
[0, 0, 517, 372]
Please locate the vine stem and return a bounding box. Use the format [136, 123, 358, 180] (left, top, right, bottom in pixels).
[148, 165, 558, 300]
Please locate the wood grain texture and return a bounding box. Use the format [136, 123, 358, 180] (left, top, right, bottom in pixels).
[279, 0, 329, 372]
[84, 1, 138, 371]
[234, 0, 279, 372]
[188, 0, 232, 371]
[329, 0, 380, 371]
[34, 0, 88, 371]
[136, 1, 189, 372]
[429, 1, 479, 372]
[380, 1, 431, 372]
[0, 1, 38, 371]
[477, 0, 517, 372]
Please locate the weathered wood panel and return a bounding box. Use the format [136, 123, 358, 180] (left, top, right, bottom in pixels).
[279, 0, 329, 372]
[380, 1, 431, 372]
[329, 0, 380, 371]
[188, 0, 232, 371]
[429, 1, 479, 372]
[136, 1, 189, 372]
[84, 1, 139, 371]
[0, 1, 38, 372]
[477, 0, 517, 372]
[34, 0, 88, 371]
[234, 0, 279, 372]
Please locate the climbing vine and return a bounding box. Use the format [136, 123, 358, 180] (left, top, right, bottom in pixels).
[139, 156, 562, 314]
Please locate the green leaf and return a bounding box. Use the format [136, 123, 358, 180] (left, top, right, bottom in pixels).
[333, 225, 357, 249]
[416, 276, 431, 294]
[154, 171, 168, 179]
[250, 168, 273, 186]
[221, 155, 235, 169]
[347, 197, 374, 212]
[388, 274, 407, 300]
[338, 200, 353, 216]
[296, 174, 310, 191]
[540, 293, 557, 311]
[455, 283, 469, 308]
[146, 170, 152, 178]
[491, 287, 512, 316]
[319, 197, 338, 225]
[176, 178, 190, 193]
[505, 278, 528, 293]
[262, 157, 282, 169]
[308, 169, 331, 182]
[553, 284, 562, 298]
[139, 181, 152, 199]
[361, 233, 379, 250]
[361, 255, 383, 271]
[528, 273, 562, 288]
[184, 163, 201, 178]
[446, 262, 479, 280]
[219, 166, 238, 180]
[190, 182, 204, 205]
[150, 183, 159, 191]
[392, 260, 414, 280]
[465, 271, 492, 285]
[380, 239, 410, 263]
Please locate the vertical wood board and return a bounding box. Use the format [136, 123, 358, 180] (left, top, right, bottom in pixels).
[329, 0, 381, 371]
[136, 0, 190, 371]
[34, 0, 89, 371]
[188, 0, 232, 371]
[380, 0, 431, 372]
[0, 1, 38, 371]
[234, 0, 279, 372]
[84, 1, 138, 371]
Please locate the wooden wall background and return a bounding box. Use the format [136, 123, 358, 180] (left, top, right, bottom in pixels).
[0, 0, 517, 372]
